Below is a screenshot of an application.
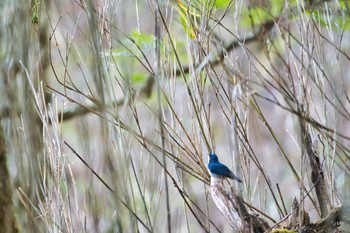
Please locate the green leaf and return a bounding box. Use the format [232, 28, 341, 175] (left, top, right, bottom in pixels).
[31, 0, 40, 25]
[339, 0, 350, 10]
[177, 1, 200, 38]
[103, 30, 154, 59]
[312, 10, 350, 31]
[270, 0, 284, 16]
[179, 14, 196, 38]
[239, 0, 300, 28]
[240, 7, 273, 28]
[131, 72, 148, 84]
[214, 0, 231, 9]
[32, 14, 39, 25]
[129, 31, 154, 47]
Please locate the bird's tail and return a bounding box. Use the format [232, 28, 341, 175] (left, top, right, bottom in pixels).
[230, 172, 242, 183]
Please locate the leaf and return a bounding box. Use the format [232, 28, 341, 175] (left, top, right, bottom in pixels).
[240, 7, 273, 28]
[177, 0, 200, 38]
[312, 10, 350, 31]
[103, 30, 153, 59]
[131, 72, 148, 84]
[239, 0, 299, 28]
[32, 14, 39, 25]
[270, 0, 284, 16]
[129, 31, 154, 48]
[213, 0, 231, 9]
[338, 0, 350, 10]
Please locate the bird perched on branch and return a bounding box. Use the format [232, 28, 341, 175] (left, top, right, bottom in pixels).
[208, 152, 242, 183]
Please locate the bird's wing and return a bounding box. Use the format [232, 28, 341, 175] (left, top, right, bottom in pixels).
[209, 163, 242, 182]
[208, 163, 232, 177]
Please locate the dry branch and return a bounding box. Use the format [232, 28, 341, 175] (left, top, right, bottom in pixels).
[0, 123, 18, 233]
[300, 119, 329, 218]
[209, 179, 269, 232]
[1, 20, 276, 123]
[210, 181, 348, 233]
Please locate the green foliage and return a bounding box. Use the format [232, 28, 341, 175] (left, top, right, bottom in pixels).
[239, 0, 284, 28]
[177, 1, 201, 38]
[107, 30, 153, 59]
[131, 72, 148, 85]
[129, 31, 154, 47]
[270, 0, 284, 16]
[170, 40, 188, 63]
[311, 10, 350, 31]
[176, 0, 233, 38]
[239, 0, 350, 31]
[240, 7, 273, 27]
[213, 0, 231, 9]
[339, 0, 350, 10]
[31, 1, 40, 25]
[103, 30, 154, 84]
[31, 14, 39, 25]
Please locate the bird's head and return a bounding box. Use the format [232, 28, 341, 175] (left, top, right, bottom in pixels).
[208, 152, 219, 163]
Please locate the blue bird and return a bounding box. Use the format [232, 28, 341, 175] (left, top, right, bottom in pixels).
[208, 153, 242, 183]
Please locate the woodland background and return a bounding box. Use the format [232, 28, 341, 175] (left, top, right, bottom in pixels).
[1, 0, 350, 232]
